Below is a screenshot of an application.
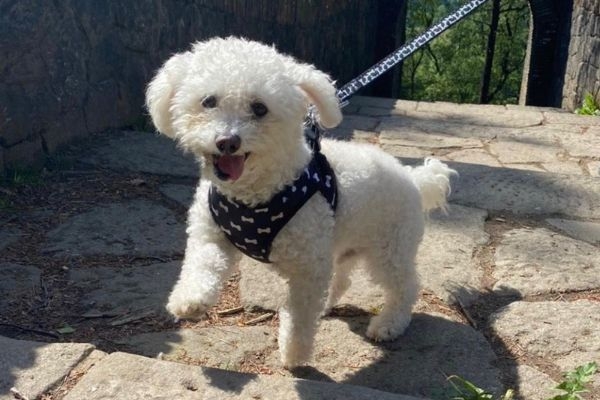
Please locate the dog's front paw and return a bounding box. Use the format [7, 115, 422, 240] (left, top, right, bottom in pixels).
[280, 344, 311, 370]
[366, 313, 411, 342]
[166, 294, 210, 320]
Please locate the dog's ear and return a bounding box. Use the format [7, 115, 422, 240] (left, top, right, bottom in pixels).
[145, 52, 191, 138]
[288, 62, 343, 129]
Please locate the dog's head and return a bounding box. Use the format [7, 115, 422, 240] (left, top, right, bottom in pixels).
[146, 37, 342, 188]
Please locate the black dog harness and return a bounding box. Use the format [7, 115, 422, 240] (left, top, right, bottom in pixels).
[209, 151, 337, 263]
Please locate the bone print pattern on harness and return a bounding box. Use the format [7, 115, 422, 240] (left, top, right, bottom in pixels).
[209, 152, 337, 263]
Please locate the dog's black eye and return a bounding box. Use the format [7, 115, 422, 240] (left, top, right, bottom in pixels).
[250, 101, 268, 118]
[201, 95, 217, 109]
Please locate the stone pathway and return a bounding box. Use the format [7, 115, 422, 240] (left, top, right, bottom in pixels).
[1, 96, 599, 399]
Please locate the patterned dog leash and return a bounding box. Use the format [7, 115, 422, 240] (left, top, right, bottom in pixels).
[336, 0, 491, 104]
[305, 0, 491, 149]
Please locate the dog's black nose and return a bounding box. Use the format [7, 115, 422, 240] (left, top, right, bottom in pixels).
[216, 134, 241, 155]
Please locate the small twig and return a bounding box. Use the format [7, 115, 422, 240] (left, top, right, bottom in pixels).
[37, 275, 49, 309]
[455, 297, 477, 329]
[216, 338, 236, 347]
[128, 256, 168, 263]
[216, 306, 244, 316]
[10, 387, 30, 400]
[244, 313, 273, 326]
[109, 310, 154, 326]
[79, 311, 120, 319]
[0, 323, 59, 339]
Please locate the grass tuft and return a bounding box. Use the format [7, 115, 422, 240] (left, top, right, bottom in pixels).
[449, 362, 597, 400]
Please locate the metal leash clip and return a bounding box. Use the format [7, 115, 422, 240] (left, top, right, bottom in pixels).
[303, 105, 322, 153]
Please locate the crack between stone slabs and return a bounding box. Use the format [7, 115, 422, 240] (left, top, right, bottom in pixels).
[465, 213, 600, 394]
[555, 142, 598, 177]
[38, 345, 98, 400]
[456, 213, 525, 392]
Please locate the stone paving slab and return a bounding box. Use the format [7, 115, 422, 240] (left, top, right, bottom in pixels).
[379, 117, 489, 145]
[542, 125, 600, 159]
[487, 137, 561, 165]
[63, 351, 424, 400]
[418, 206, 489, 306]
[377, 115, 515, 140]
[349, 97, 545, 129]
[42, 200, 186, 257]
[118, 327, 276, 370]
[444, 148, 502, 167]
[82, 130, 199, 177]
[159, 183, 195, 208]
[542, 110, 600, 126]
[493, 228, 600, 296]
[490, 300, 600, 376]
[450, 163, 600, 218]
[546, 218, 600, 245]
[68, 261, 180, 316]
[269, 316, 502, 399]
[513, 365, 561, 400]
[0, 263, 41, 312]
[0, 335, 95, 400]
[0, 227, 21, 252]
[414, 101, 544, 128]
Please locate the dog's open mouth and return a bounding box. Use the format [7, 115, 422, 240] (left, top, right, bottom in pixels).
[212, 153, 249, 181]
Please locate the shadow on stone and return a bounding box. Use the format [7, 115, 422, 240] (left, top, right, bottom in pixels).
[399, 158, 600, 220]
[338, 313, 501, 399]
[290, 286, 524, 400]
[201, 366, 257, 394]
[290, 366, 337, 383]
[0, 336, 94, 398]
[448, 285, 524, 398]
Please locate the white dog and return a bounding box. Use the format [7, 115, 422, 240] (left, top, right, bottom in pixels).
[146, 37, 455, 368]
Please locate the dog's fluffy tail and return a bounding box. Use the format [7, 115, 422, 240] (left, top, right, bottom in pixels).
[406, 158, 457, 213]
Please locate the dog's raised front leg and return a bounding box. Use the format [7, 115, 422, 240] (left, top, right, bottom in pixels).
[167, 236, 238, 320]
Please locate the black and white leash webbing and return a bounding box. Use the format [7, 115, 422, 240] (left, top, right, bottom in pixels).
[305, 0, 491, 150]
[336, 0, 491, 104]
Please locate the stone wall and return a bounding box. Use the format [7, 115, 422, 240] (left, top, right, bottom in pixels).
[0, 1, 380, 174]
[562, 0, 600, 110]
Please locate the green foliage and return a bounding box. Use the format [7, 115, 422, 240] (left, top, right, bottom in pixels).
[0, 167, 42, 210]
[2, 167, 42, 187]
[574, 93, 600, 116]
[401, 0, 529, 104]
[448, 362, 598, 400]
[0, 196, 11, 210]
[550, 362, 598, 400]
[448, 375, 514, 400]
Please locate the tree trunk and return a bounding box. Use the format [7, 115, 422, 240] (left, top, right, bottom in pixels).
[480, 0, 501, 104]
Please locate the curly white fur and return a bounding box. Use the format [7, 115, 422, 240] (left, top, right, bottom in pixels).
[146, 37, 456, 368]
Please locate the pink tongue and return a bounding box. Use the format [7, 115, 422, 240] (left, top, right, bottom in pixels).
[217, 155, 245, 181]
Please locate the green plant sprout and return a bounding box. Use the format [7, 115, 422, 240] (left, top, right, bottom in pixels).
[575, 93, 600, 116]
[448, 362, 597, 400]
[550, 362, 598, 400]
[448, 375, 514, 400]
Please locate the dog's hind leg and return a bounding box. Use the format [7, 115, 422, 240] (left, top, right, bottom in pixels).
[363, 246, 420, 342]
[323, 249, 359, 314]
